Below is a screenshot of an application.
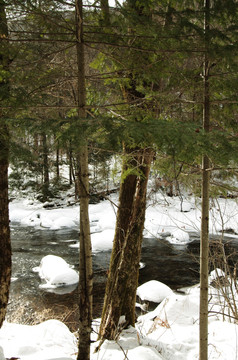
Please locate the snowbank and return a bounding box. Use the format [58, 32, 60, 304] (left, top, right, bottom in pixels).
[9, 191, 238, 236]
[0, 320, 77, 360]
[33, 255, 79, 288]
[1, 279, 238, 360]
[137, 280, 173, 303]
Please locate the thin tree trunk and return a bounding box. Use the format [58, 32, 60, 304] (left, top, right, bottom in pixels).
[55, 136, 60, 183]
[68, 141, 74, 186]
[75, 1, 93, 359]
[199, 1, 210, 359]
[0, 0, 11, 328]
[41, 132, 50, 200]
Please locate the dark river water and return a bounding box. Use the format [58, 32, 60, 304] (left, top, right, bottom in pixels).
[7, 224, 238, 331]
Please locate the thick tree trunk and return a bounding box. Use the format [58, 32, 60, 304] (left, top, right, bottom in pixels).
[75, 1, 93, 359]
[0, 124, 11, 328]
[0, 0, 11, 328]
[199, 1, 210, 359]
[98, 147, 154, 341]
[98, 0, 154, 344]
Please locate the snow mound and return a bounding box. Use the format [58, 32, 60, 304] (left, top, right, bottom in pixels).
[33, 255, 79, 287]
[50, 217, 76, 229]
[167, 228, 190, 245]
[91, 229, 114, 252]
[69, 229, 114, 252]
[127, 346, 163, 359]
[138, 290, 199, 332]
[209, 268, 226, 283]
[0, 320, 77, 360]
[137, 280, 173, 303]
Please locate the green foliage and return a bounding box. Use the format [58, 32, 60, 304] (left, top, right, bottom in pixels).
[1, 0, 237, 199]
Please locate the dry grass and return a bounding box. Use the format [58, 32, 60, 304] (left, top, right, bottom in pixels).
[6, 302, 79, 332]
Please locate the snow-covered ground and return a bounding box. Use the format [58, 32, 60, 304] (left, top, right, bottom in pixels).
[1, 190, 238, 359]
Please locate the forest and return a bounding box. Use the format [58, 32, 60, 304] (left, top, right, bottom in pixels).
[0, 1, 238, 360]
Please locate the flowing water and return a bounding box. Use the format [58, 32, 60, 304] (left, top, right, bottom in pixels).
[7, 224, 238, 331]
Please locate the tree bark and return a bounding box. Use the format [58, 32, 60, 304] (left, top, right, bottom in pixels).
[41, 132, 50, 200]
[0, 0, 11, 328]
[75, 1, 93, 359]
[100, 0, 110, 25]
[98, 147, 154, 341]
[55, 136, 60, 183]
[199, 1, 210, 359]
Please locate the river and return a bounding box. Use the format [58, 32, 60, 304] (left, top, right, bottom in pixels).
[7, 224, 238, 331]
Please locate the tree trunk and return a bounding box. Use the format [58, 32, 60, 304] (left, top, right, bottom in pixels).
[75, 1, 93, 359]
[0, 124, 11, 328]
[55, 136, 60, 183]
[98, 147, 154, 341]
[68, 141, 74, 186]
[0, 0, 11, 328]
[199, 1, 210, 359]
[41, 132, 50, 200]
[100, 0, 110, 25]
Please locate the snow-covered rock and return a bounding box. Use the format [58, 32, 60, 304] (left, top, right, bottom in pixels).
[33, 255, 79, 287]
[137, 280, 173, 303]
[166, 228, 190, 245]
[91, 229, 114, 252]
[50, 217, 76, 229]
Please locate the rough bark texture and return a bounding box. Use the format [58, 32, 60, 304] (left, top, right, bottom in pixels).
[98, 147, 154, 341]
[0, 127, 11, 328]
[0, 0, 11, 328]
[75, 1, 93, 359]
[199, 1, 210, 359]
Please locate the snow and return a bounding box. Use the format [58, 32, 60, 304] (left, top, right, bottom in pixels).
[9, 192, 238, 238]
[166, 228, 190, 245]
[137, 280, 173, 303]
[0, 320, 77, 360]
[2, 191, 238, 359]
[33, 255, 79, 288]
[209, 268, 226, 283]
[2, 282, 238, 360]
[0, 347, 4, 360]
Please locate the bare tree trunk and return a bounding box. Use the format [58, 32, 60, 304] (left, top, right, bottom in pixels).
[55, 136, 60, 183]
[0, 0, 11, 328]
[41, 132, 50, 200]
[98, 147, 154, 342]
[75, 1, 93, 359]
[199, 1, 210, 359]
